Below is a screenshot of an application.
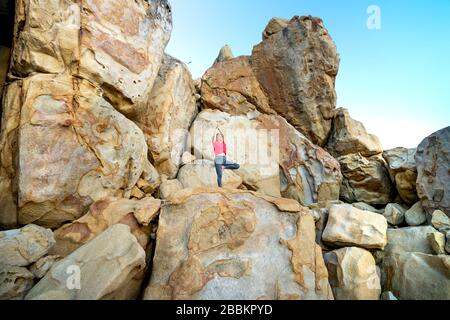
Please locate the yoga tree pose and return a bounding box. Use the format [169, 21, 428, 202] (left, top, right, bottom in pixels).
[212, 126, 240, 187]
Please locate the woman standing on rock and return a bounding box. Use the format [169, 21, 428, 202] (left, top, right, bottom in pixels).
[212, 126, 240, 187]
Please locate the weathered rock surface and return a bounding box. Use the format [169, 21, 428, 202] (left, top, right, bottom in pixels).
[339, 153, 394, 206]
[446, 231, 450, 254]
[327, 108, 383, 158]
[0, 74, 158, 228]
[136, 54, 197, 178]
[177, 160, 243, 189]
[51, 197, 158, 257]
[251, 16, 340, 146]
[144, 189, 333, 300]
[415, 127, 450, 217]
[190, 110, 342, 204]
[0, 265, 34, 300]
[431, 210, 450, 233]
[214, 45, 234, 64]
[262, 18, 289, 40]
[201, 56, 274, 116]
[381, 291, 398, 300]
[159, 179, 183, 200]
[9, 0, 172, 117]
[383, 203, 406, 226]
[385, 226, 436, 255]
[26, 224, 146, 300]
[322, 204, 388, 250]
[324, 247, 381, 300]
[0, 224, 55, 267]
[428, 232, 446, 255]
[29, 255, 61, 279]
[383, 148, 418, 205]
[381, 252, 450, 300]
[405, 202, 427, 226]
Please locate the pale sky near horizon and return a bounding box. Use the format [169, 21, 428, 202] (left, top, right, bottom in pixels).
[165, 0, 450, 150]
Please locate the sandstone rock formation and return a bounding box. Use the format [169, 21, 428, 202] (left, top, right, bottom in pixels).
[159, 179, 183, 200]
[385, 226, 436, 255]
[262, 18, 289, 40]
[145, 189, 333, 300]
[26, 224, 146, 300]
[252, 16, 340, 146]
[177, 160, 243, 189]
[383, 148, 418, 205]
[29, 255, 61, 279]
[214, 45, 234, 64]
[405, 202, 427, 226]
[322, 204, 388, 250]
[383, 203, 406, 226]
[338, 154, 393, 206]
[0, 224, 55, 267]
[0, 264, 34, 300]
[382, 252, 450, 300]
[416, 127, 450, 217]
[0, 74, 158, 228]
[327, 108, 383, 158]
[190, 110, 342, 204]
[324, 247, 381, 300]
[201, 56, 274, 116]
[135, 54, 197, 178]
[9, 0, 172, 117]
[428, 232, 446, 255]
[50, 197, 159, 257]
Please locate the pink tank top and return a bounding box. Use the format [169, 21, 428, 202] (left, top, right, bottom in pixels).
[213, 142, 227, 156]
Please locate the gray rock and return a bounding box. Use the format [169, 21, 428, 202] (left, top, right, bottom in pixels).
[405, 202, 427, 226]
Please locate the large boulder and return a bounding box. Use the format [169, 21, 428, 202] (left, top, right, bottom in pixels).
[0, 224, 55, 267]
[385, 226, 436, 255]
[50, 197, 159, 257]
[0, 265, 35, 300]
[9, 0, 172, 117]
[322, 204, 388, 250]
[201, 56, 274, 116]
[251, 16, 340, 146]
[135, 54, 198, 179]
[327, 108, 383, 158]
[324, 247, 381, 300]
[144, 188, 333, 300]
[416, 127, 450, 217]
[177, 160, 243, 189]
[383, 148, 418, 205]
[0, 74, 159, 228]
[26, 224, 146, 300]
[338, 154, 394, 206]
[381, 252, 450, 300]
[190, 110, 342, 205]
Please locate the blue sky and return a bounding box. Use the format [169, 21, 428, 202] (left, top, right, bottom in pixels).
[166, 0, 450, 149]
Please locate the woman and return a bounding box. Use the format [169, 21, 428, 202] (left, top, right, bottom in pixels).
[212, 126, 240, 187]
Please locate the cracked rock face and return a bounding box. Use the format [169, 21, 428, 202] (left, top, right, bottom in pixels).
[25, 224, 146, 300]
[0, 74, 157, 228]
[144, 189, 333, 300]
[190, 110, 342, 205]
[251, 16, 340, 146]
[10, 0, 172, 117]
[0, 224, 55, 267]
[51, 197, 160, 257]
[135, 54, 198, 179]
[415, 126, 450, 217]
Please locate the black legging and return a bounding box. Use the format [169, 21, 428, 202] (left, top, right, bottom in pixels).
[214, 156, 240, 187]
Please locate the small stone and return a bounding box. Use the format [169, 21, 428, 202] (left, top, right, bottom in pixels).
[0, 264, 35, 300]
[428, 232, 446, 255]
[405, 202, 427, 226]
[431, 210, 450, 232]
[383, 204, 406, 226]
